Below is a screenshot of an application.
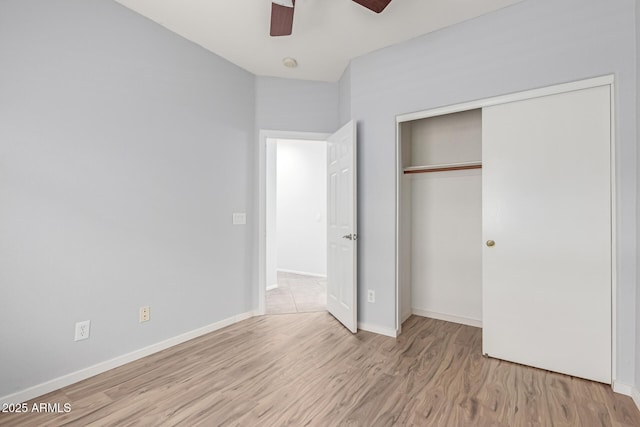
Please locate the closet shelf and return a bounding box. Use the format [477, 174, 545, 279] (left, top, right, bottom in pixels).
[404, 161, 482, 174]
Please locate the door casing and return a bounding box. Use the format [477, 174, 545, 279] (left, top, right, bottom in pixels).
[258, 130, 330, 315]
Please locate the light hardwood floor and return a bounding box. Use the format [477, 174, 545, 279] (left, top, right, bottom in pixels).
[2, 313, 639, 426]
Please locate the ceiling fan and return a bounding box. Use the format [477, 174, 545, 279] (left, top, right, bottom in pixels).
[270, 0, 393, 36]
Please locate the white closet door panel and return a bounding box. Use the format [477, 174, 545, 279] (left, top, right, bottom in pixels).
[482, 85, 611, 383]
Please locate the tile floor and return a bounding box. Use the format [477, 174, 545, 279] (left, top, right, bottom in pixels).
[266, 271, 327, 314]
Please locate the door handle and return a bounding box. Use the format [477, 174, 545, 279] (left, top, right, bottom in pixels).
[486, 240, 495, 247]
[342, 234, 357, 241]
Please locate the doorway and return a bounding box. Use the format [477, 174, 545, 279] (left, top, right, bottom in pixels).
[265, 138, 328, 314]
[257, 130, 330, 316]
[258, 123, 358, 332]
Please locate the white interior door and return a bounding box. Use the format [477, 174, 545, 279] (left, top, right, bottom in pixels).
[482, 85, 612, 383]
[327, 121, 357, 333]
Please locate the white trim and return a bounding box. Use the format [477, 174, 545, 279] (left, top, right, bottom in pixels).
[612, 381, 640, 411]
[609, 81, 617, 385]
[612, 381, 633, 395]
[258, 130, 331, 317]
[633, 388, 640, 412]
[266, 284, 278, 291]
[358, 322, 398, 338]
[412, 309, 482, 328]
[0, 311, 256, 406]
[277, 268, 327, 278]
[396, 75, 615, 123]
[394, 121, 403, 335]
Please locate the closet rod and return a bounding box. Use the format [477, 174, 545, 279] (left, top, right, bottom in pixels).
[404, 163, 482, 174]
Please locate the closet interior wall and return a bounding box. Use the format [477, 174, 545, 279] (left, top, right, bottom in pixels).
[399, 109, 483, 327]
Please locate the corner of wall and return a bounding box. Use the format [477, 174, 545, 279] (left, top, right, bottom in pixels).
[338, 64, 352, 126]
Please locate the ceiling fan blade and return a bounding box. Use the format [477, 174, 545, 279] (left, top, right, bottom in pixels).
[270, 1, 295, 37]
[352, 0, 392, 13]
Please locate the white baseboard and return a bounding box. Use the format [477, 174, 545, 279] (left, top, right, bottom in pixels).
[266, 284, 278, 291]
[277, 269, 327, 278]
[358, 322, 397, 338]
[0, 310, 256, 406]
[612, 381, 640, 411]
[412, 308, 482, 328]
[612, 381, 632, 395]
[633, 387, 640, 412]
[401, 310, 412, 323]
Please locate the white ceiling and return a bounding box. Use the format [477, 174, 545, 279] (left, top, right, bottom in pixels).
[114, 0, 522, 82]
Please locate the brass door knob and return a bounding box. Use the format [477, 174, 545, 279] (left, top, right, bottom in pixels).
[486, 240, 495, 247]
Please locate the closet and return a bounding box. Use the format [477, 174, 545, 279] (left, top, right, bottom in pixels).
[398, 109, 483, 327]
[397, 77, 613, 384]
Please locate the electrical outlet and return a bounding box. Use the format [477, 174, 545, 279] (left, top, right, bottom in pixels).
[367, 290, 375, 303]
[139, 306, 150, 323]
[232, 213, 246, 225]
[74, 320, 91, 341]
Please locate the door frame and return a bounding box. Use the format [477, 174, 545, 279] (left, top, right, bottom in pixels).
[257, 130, 330, 315]
[394, 74, 617, 382]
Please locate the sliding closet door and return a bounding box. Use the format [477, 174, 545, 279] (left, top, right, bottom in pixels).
[482, 85, 611, 383]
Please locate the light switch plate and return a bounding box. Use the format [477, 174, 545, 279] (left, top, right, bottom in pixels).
[232, 213, 246, 225]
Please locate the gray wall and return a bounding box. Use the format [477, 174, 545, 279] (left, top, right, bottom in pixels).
[349, 0, 638, 384]
[0, 0, 255, 397]
[338, 65, 352, 127]
[255, 76, 339, 133]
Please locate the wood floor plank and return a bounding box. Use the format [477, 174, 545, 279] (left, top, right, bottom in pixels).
[1, 313, 638, 426]
[593, 381, 640, 426]
[543, 373, 580, 426]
